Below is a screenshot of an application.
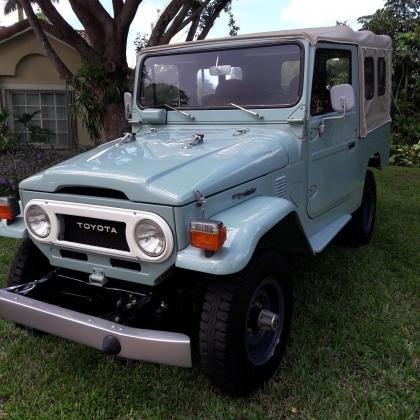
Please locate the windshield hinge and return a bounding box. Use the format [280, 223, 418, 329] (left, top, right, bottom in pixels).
[193, 190, 206, 220]
[118, 132, 134, 144]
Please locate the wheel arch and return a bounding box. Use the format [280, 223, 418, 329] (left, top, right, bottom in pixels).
[368, 152, 383, 169]
[257, 211, 312, 255]
[176, 196, 312, 276]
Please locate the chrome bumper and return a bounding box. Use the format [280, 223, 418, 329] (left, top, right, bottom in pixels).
[0, 289, 192, 368]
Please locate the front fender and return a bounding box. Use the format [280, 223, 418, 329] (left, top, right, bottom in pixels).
[0, 217, 27, 239]
[175, 196, 295, 275]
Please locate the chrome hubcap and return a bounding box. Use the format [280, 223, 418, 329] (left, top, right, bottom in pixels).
[257, 309, 280, 331]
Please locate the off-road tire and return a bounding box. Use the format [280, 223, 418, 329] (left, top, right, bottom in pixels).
[339, 170, 377, 247]
[7, 238, 51, 333]
[199, 251, 292, 396]
[7, 238, 50, 287]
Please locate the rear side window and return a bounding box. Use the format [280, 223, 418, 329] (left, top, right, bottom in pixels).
[377, 57, 386, 97]
[310, 49, 351, 116]
[364, 57, 375, 100]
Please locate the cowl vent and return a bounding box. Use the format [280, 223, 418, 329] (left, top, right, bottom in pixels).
[274, 176, 287, 198]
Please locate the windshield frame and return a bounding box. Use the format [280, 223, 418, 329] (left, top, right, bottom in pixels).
[136, 41, 305, 111]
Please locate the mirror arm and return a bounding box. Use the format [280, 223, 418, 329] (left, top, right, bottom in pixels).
[318, 100, 347, 137]
[124, 92, 133, 120]
[125, 103, 132, 120]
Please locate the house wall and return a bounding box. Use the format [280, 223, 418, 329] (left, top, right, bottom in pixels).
[0, 30, 92, 147]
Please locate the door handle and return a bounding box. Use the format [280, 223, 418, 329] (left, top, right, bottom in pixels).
[348, 141, 356, 150]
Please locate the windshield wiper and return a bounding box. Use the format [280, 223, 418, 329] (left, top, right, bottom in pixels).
[229, 103, 264, 120]
[164, 104, 195, 121]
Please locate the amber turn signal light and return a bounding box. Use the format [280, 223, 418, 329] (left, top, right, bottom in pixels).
[0, 197, 20, 222]
[189, 220, 227, 252]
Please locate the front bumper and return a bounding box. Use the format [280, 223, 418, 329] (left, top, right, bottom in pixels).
[0, 289, 192, 368]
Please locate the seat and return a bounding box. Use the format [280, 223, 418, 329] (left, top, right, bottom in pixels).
[203, 79, 245, 107]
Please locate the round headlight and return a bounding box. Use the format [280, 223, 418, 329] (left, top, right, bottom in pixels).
[26, 205, 51, 238]
[135, 219, 166, 257]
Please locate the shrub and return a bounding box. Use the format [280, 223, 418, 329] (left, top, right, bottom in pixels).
[0, 146, 88, 198]
[0, 108, 17, 152]
[389, 140, 420, 168]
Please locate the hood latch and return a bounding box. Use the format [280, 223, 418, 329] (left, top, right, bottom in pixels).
[184, 133, 204, 149]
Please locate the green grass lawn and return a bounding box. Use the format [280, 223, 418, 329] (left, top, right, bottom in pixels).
[0, 166, 418, 419]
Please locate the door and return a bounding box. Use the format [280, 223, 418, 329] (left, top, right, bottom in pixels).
[307, 45, 359, 218]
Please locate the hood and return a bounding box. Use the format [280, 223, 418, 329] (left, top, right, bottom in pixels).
[20, 127, 290, 205]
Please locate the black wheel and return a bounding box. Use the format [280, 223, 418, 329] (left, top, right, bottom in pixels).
[199, 251, 292, 396]
[7, 238, 51, 332]
[339, 170, 377, 247]
[7, 238, 50, 287]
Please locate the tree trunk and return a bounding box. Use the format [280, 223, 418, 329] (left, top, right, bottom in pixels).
[100, 102, 130, 143]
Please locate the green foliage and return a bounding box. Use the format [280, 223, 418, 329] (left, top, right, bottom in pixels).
[390, 140, 420, 167]
[0, 108, 17, 152]
[134, 33, 149, 54]
[3, 0, 59, 20]
[72, 61, 128, 143]
[225, 3, 239, 36]
[358, 0, 420, 152]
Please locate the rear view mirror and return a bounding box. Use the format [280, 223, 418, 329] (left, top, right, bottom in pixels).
[209, 65, 232, 76]
[330, 84, 355, 113]
[124, 92, 133, 120]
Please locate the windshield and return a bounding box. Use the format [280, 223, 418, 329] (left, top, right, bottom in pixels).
[139, 44, 302, 109]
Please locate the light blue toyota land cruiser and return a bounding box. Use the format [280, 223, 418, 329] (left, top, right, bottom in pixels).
[0, 26, 392, 396]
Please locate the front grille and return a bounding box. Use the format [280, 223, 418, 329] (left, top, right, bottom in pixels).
[60, 215, 129, 251]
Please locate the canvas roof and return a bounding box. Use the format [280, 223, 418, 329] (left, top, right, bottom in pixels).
[143, 25, 392, 54]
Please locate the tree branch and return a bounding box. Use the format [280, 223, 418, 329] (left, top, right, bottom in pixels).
[186, 17, 200, 41]
[112, 0, 124, 18]
[197, 0, 230, 40]
[68, 0, 106, 51]
[36, 0, 93, 60]
[19, 0, 73, 82]
[151, 0, 211, 46]
[160, 1, 193, 44]
[148, 0, 185, 46]
[116, 0, 142, 42]
[73, 0, 113, 29]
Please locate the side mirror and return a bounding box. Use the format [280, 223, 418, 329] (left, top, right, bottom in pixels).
[124, 92, 133, 120]
[318, 84, 355, 137]
[330, 84, 355, 113]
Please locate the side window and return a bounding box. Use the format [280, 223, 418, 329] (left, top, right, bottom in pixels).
[377, 57, 386, 97]
[364, 57, 375, 100]
[310, 49, 351, 116]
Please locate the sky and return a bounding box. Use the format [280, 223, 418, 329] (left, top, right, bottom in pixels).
[0, 0, 385, 67]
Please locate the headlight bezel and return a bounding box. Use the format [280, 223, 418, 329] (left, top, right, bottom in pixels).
[25, 204, 51, 238]
[134, 218, 167, 257]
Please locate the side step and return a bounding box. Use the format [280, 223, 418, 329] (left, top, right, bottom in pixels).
[308, 214, 351, 253]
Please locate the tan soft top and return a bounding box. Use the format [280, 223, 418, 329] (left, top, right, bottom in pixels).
[234, 26, 392, 49]
[143, 26, 392, 53]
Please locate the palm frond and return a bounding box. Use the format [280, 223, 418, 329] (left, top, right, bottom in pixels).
[3, 0, 59, 16]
